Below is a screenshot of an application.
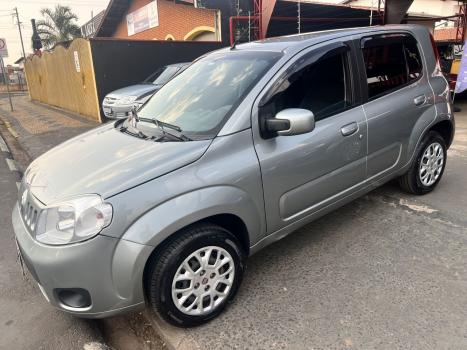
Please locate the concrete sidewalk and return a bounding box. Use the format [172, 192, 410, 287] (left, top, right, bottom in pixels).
[0, 93, 97, 165]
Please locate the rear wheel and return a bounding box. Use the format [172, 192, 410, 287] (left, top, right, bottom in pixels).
[146, 224, 246, 327]
[399, 131, 447, 195]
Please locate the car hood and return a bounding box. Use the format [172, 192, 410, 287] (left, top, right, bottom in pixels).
[26, 123, 212, 204]
[107, 84, 159, 99]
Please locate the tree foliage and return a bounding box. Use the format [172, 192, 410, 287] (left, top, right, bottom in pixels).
[36, 5, 81, 49]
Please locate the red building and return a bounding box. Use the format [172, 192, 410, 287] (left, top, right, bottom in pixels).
[96, 0, 221, 42]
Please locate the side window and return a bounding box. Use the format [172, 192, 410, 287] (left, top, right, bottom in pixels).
[404, 40, 423, 82]
[267, 52, 352, 122]
[363, 40, 407, 98]
[362, 35, 423, 99]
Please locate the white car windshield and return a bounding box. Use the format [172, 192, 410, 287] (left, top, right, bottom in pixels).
[145, 66, 181, 85]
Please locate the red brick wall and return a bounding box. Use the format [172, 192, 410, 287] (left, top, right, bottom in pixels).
[112, 0, 217, 40]
[433, 27, 458, 42]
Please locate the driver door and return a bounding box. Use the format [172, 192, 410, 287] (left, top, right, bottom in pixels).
[252, 41, 368, 233]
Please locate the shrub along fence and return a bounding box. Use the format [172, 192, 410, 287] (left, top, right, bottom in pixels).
[24, 38, 224, 122]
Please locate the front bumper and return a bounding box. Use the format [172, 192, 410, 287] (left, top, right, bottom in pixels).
[102, 102, 134, 119]
[12, 203, 152, 318]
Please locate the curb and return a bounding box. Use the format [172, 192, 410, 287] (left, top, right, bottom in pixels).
[144, 311, 202, 350]
[0, 134, 22, 189]
[0, 116, 30, 174]
[4, 120, 19, 138]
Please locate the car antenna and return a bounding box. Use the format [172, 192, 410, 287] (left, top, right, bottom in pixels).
[231, 27, 250, 50]
[230, 39, 238, 50]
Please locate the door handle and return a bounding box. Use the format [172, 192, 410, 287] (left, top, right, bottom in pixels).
[341, 122, 358, 136]
[414, 94, 426, 106]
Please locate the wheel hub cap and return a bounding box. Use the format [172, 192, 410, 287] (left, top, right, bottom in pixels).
[171, 246, 235, 316]
[419, 142, 444, 187]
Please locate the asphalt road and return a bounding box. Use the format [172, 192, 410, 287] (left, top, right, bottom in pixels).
[0, 134, 106, 350]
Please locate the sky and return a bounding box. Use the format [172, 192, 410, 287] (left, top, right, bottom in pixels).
[0, 0, 109, 65]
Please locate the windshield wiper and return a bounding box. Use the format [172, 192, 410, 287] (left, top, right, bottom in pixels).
[136, 115, 192, 141]
[136, 116, 179, 131]
[127, 108, 191, 141]
[119, 125, 149, 140]
[116, 112, 150, 139]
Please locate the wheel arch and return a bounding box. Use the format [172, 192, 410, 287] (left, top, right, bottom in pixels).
[118, 186, 261, 301]
[141, 213, 250, 300]
[428, 119, 455, 149]
[406, 109, 454, 169]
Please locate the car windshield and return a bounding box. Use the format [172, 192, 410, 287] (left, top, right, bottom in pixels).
[144, 65, 181, 85]
[137, 51, 282, 139]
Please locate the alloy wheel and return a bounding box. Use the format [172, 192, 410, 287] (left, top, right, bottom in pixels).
[171, 246, 235, 316]
[419, 142, 444, 187]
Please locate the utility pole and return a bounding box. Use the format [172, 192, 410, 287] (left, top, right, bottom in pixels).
[297, 0, 301, 34]
[14, 7, 26, 61]
[0, 56, 14, 111]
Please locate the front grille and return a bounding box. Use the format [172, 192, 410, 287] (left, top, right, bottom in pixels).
[115, 111, 130, 118]
[19, 187, 43, 234]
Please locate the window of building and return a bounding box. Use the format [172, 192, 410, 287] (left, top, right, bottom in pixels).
[362, 35, 423, 99]
[265, 52, 352, 123]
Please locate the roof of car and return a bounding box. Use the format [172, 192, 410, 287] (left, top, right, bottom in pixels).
[227, 24, 423, 54]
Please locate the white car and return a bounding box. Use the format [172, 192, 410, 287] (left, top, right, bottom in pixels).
[102, 62, 189, 119]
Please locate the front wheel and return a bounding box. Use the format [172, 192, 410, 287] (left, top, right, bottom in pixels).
[399, 131, 447, 195]
[146, 224, 246, 327]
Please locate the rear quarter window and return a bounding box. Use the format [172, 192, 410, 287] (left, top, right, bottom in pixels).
[404, 41, 423, 82]
[361, 34, 423, 100]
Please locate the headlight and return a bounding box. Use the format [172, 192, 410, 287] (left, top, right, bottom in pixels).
[35, 195, 113, 245]
[118, 96, 138, 104]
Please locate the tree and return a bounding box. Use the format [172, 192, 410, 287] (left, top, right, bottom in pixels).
[36, 5, 81, 49]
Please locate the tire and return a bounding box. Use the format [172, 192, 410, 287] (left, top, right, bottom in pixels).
[146, 223, 246, 327]
[398, 131, 447, 195]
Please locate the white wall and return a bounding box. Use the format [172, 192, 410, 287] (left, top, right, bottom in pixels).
[407, 0, 459, 17]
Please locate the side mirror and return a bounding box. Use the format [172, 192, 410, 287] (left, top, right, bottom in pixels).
[265, 108, 315, 136]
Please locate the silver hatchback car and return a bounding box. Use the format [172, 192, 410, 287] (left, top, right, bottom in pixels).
[13, 25, 454, 327]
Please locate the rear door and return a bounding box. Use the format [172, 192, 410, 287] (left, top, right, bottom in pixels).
[357, 33, 434, 178]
